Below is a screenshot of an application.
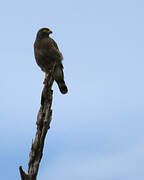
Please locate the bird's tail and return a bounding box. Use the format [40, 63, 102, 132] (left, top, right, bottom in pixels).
[56, 79, 68, 94]
[54, 64, 68, 94]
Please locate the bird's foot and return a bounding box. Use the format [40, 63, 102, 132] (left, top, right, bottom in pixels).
[43, 73, 48, 84]
[43, 69, 53, 84]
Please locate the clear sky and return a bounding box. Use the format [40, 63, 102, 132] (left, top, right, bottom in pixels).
[0, 0, 144, 179]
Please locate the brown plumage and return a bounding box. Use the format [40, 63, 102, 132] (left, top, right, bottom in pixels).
[34, 28, 68, 94]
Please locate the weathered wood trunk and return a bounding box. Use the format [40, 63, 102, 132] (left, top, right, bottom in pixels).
[19, 72, 54, 180]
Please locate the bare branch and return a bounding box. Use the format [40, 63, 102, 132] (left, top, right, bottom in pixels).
[19, 72, 54, 180]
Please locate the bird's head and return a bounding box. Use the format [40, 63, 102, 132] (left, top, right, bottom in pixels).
[36, 28, 52, 39]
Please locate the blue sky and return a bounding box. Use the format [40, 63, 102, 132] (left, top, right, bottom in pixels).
[0, 0, 144, 179]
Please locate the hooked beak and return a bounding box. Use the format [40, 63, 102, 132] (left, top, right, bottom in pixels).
[48, 30, 52, 34]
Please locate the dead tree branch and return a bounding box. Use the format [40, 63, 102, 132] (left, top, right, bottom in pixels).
[19, 71, 54, 180]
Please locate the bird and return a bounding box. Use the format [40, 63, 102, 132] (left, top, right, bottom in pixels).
[34, 28, 68, 94]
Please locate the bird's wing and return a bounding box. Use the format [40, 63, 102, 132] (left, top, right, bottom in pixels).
[47, 38, 63, 61]
[50, 38, 59, 50]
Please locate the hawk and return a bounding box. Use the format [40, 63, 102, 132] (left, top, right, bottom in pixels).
[34, 28, 68, 94]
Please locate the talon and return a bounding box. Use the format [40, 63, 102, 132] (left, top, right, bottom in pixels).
[43, 72, 48, 84]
